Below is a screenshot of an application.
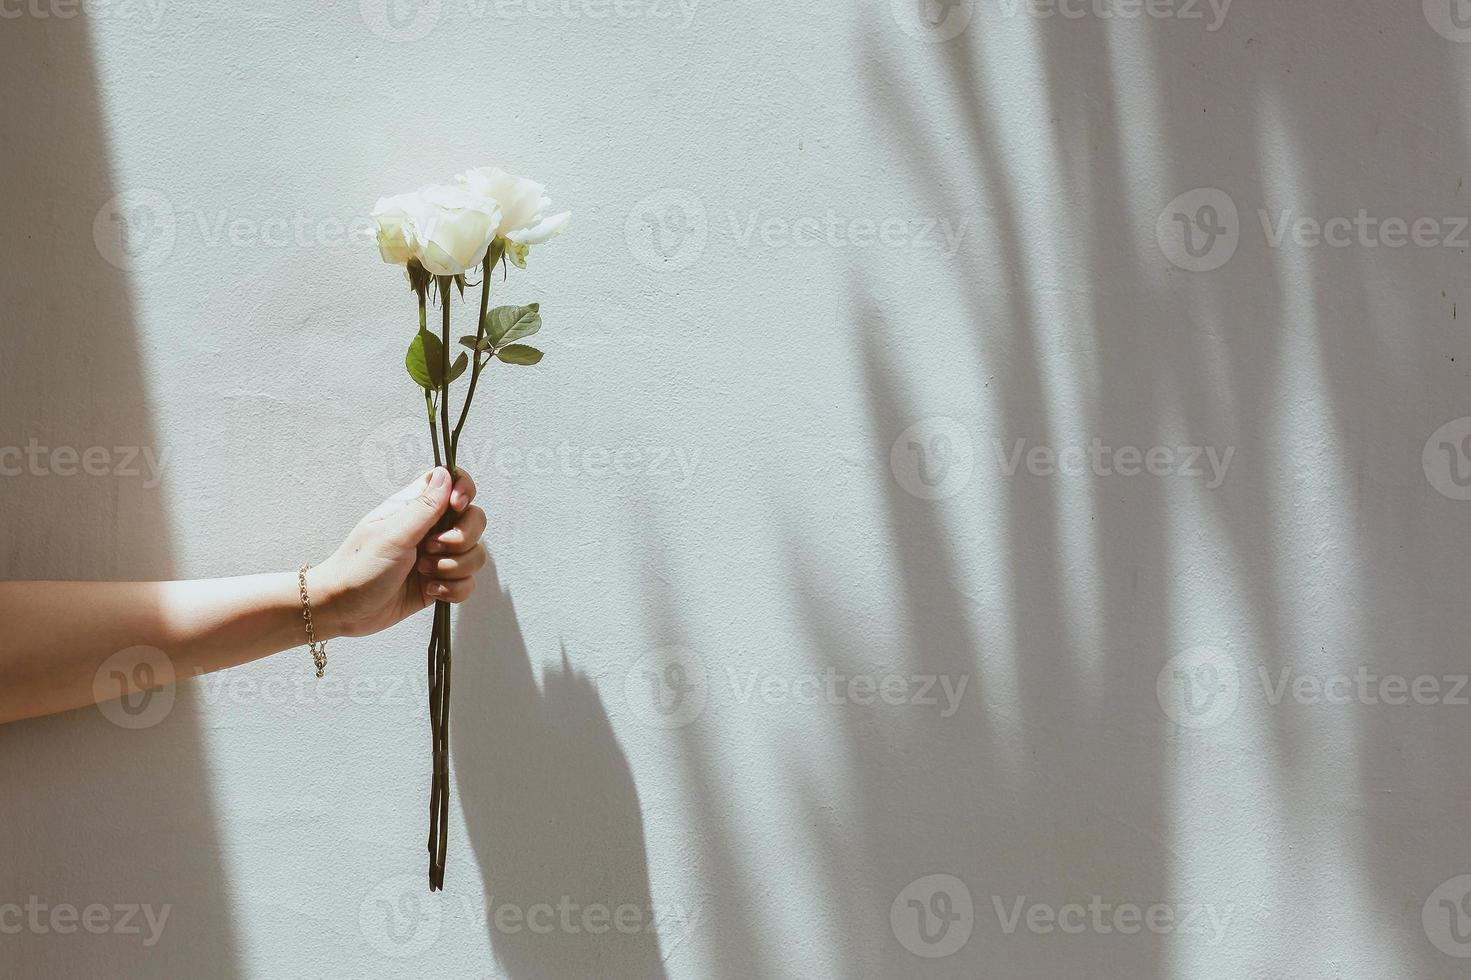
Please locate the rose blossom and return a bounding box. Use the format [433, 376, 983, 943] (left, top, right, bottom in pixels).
[455, 166, 571, 248]
[370, 185, 503, 276]
[369, 191, 421, 265]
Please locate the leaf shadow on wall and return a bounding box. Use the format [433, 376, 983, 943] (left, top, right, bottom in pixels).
[763, 5, 1471, 976]
[0, 14, 242, 980]
[807, 18, 1177, 978]
[452, 558, 669, 979]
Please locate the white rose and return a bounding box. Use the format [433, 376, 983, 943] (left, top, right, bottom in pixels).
[369, 192, 421, 265]
[456, 166, 571, 248]
[403, 184, 503, 276]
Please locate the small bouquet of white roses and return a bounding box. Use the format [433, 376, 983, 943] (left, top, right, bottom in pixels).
[370, 166, 569, 890]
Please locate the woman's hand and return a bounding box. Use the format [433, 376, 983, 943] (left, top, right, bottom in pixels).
[0, 466, 490, 724]
[310, 467, 488, 639]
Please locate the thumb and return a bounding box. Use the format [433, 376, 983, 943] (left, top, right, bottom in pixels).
[384, 467, 452, 544]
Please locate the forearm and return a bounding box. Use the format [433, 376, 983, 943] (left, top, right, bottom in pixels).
[0, 572, 337, 725]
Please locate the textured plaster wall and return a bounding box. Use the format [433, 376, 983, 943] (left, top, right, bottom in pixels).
[3, 1, 1471, 977]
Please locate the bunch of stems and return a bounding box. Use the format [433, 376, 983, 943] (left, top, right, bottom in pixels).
[418, 246, 498, 891]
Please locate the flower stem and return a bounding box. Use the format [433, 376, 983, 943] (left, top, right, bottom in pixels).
[425, 618, 441, 860]
[419, 256, 497, 890]
[429, 275, 457, 890]
[416, 280, 446, 881]
[450, 246, 498, 458]
[439, 276, 453, 472]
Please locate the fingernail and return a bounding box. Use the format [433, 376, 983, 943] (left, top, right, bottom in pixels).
[429, 468, 450, 490]
[429, 584, 448, 597]
[451, 490, 465, 510]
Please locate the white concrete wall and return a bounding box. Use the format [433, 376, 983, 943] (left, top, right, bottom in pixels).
[3, 1, 1471, 976]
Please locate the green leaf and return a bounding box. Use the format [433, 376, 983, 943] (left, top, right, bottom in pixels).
[448, 351, 469, 383]
[485, 303, 541, 346]
[496, 344, 544, 366]
[405, 330, 445, 389]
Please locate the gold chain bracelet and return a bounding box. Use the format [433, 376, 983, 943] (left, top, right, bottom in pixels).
[298, 564, 328, 678]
